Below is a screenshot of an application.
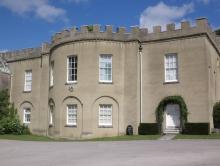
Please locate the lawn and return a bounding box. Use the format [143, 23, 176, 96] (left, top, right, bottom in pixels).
[82, 135, 161, 141]
[175, 134, 220, 139]
[0, 134, 161, 142]
[0, 134, 55, 141]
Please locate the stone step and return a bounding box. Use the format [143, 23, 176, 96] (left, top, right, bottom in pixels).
[164, 129, 180, 134]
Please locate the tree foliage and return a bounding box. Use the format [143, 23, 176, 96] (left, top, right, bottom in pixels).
[0, 89, 10, 118]
[0, 89, 30, 135]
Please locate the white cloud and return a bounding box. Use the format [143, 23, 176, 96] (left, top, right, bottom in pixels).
[0, 0, 66, 22]
[198, 0, 211, 4]
[36, 5, 66, 22]
[0, 49, 8, 53]
[140, 2, 194, 31]
[67, 0, 88, 3]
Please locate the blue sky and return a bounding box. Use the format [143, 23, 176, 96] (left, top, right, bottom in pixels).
[0, 0, 219, 51]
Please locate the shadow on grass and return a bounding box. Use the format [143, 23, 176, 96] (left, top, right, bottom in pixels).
[0, 134, 161, 142]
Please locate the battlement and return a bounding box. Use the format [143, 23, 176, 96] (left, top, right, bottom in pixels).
[0, 47, 42, 62]
[1, 18, 219, 62]
[51, 18, 213, 47]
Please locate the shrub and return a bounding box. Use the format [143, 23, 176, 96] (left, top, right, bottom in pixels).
[0, 116, 30, 135]
[138, 123, 159, 135]
[183, 123, 210, 135]
[0, 90, 30, 135]
[213, 102, 220, 128]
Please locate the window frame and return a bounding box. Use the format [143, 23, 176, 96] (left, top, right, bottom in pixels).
[67, 55, 78, 84]
[50, 61, 54, 87]
[24, 70, 32, 92]
[23, 108, 31, 124]
[164, 53, 178, 83]
[99, 54, 112, 83]
[49, 105, 53, 125]
[99, 104, 113, 127]
[66, 104, 77, 126]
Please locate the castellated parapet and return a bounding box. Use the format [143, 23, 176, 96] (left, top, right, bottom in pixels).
[0, 18, 219, 62]
[50, 18, 216, 48]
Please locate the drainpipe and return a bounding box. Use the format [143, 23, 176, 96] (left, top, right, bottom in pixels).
[139, 43, 143, 123]
[9, 73, 13, 103]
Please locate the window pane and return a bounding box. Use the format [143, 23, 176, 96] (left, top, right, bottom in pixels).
[67, 105, 77, 125]
[24, 108, 31, 123]
[24, 70, 32, 91]
[99, 104, 112, 126]
[68, 56, 77, 82]
[50, 62, 54, 86]
[99, 55, 112, 82]
[165, 54, 178, 82]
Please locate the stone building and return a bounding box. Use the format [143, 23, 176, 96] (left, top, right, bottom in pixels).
[0, 18, 220, 139]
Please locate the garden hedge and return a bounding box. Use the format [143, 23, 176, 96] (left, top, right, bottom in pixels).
[213, 102, 220, 128]
[183, 123, 210, 135]
[138, 123, 159, 135]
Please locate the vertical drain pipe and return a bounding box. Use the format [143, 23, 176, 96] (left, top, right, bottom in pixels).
[139, 42, 143, 123]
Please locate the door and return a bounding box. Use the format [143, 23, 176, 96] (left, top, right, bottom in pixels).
[165, 104, 180, 129]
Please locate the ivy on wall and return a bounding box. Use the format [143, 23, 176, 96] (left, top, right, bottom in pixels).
[155, 95, 188, 133]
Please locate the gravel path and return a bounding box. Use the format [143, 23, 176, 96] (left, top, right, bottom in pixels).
[0, 140, 220, 166]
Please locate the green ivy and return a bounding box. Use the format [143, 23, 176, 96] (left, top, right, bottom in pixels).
[155, 96, 188, 133]
[87, 25, 93, 32]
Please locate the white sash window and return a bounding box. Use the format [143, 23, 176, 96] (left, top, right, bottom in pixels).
[165, 54, 178, 82]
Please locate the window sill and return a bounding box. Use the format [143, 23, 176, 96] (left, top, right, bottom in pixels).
[23, 90, 31, 93]
[65, 82, 77, 85]
[65, 125, 77, 128]
[99, 81, 113, 84]
[98, 125, 113, 128]
[163, 80, 179, 84]
[23, 123, 30, 126]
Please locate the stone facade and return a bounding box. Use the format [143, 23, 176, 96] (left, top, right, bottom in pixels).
[0, 18, 220, 139]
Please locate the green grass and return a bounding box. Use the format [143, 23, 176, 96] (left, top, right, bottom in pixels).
[0, 134, 161, 142]
[175, 134, 220, 139]
[82, 135, 161, 141]
[0, 134, 55, 141]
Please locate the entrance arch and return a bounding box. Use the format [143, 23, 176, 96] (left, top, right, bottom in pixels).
[156, 96, 188, 134]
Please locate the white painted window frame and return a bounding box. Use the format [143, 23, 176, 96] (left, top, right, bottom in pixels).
[24, 70, 32, 92]
[99, 104, 112, 126]
[50, 61, 54, 87]
[23, 108, 31, 124]
[164, 53, 178, 83]
[49, 106, 53, 125]
[99, 54, 112, 83]
[66, 105, 77, 126]
[67, 55, 78, 84]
